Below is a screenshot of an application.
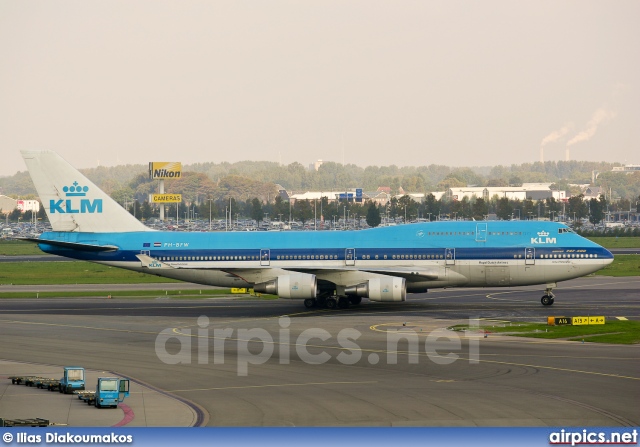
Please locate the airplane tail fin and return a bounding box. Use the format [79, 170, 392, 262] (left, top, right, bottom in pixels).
[21, 150, 151, 233]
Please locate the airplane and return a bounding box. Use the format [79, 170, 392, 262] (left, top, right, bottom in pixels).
[21, 150, 614, 309]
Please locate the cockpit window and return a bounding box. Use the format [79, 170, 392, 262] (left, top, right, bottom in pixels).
[558, 228, 574, 234]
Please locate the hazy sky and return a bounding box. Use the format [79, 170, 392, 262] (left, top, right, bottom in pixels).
[1, 1, 638, 176]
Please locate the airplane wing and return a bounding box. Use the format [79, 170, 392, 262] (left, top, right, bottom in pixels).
[351, 267, 440, 281]
[282, 266, 443, 282]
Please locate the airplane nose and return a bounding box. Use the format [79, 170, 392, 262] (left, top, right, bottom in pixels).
[603, 249, 614, 265]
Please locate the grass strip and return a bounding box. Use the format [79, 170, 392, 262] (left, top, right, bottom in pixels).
[593, 254, 640, 276]
[0, 240, 50, 256]
[586, 237, 640, 249]
[0, 261, 180, 285]
[0, 290, 277, 300]
[450, 320, 640, 344]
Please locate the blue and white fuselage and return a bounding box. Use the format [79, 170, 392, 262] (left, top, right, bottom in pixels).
[22, 150, 613, 308]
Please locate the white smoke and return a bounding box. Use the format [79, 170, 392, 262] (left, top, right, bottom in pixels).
[567, 108, 616, 147]
[541, 124, 572, 147]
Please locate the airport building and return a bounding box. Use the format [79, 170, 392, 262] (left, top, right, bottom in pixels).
[289, 189, 392, 206]
[289, 183, 568, 207]
[445, 183, 566, 202]
[611, 164, 640, 173]
[392, 184, 566, 204]
[17, 199, 40, 213]
[0, 195, 17, 213]
[0, 196, 40, 215]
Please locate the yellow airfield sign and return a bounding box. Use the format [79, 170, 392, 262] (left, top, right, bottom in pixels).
[548, 316, 605, 326]
[571, 316, 605, 325]
[150, 194, 182, 203]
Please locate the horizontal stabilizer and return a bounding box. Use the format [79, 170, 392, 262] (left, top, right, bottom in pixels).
[19, 237, 119, 252]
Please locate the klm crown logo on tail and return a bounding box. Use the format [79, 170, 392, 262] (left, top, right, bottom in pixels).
[531, 230, 557, 245]
[50, 181, 103, 214]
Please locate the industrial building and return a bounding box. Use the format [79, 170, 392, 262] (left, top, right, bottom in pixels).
[0, 195, 18, 213]
[0, 196, 40, 214]
[445, 183, 566, 202]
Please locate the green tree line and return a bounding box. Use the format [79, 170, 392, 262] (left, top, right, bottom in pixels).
[3, 160, 639, 200]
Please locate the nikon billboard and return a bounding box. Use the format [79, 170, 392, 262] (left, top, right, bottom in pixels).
[149, 162, 182, 179]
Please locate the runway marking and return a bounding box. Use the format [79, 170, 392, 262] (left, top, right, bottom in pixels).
[461, 353, 639, 360]
[0, 319, 163, 336]
[560, 279, 640, 288]
[173, 308, 333, 329]
[485, 292, 526, 302]
[368, 321, 640, 351]
[369, 322, 449, 336]
[0, 304, 277, 313]
[167, 380, 378, 393]
[454, 355, 640, 381]
[169, 327, 640, 382]
[482, 279, 640, 303]
[616, 317, 629, 321]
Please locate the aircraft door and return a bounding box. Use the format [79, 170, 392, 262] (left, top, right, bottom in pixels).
[525, 247, 535, 265]
[445, 248, 455, 265]
[476, 223, 487, 242]
[260, 249, 270, 266]
[345, 248, 356, 266]
[118, 379, 130, 402]
[138, 250, 151, 266]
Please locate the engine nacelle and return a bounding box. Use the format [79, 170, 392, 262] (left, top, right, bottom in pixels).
[254, 273, 317, 299]
[345, 277, 406, 302]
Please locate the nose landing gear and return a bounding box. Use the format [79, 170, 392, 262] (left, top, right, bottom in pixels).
[541, 284, 555, 306]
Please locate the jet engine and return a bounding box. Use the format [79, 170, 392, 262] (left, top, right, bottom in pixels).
[344, 277, 406, 302]
[254, 273, 317, 299]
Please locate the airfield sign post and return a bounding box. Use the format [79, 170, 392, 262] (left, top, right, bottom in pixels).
[150, 162, 182, 221]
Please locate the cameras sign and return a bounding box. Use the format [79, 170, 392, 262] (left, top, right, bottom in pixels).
[150, 194, 182, 203]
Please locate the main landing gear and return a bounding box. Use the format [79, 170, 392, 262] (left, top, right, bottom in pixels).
[541, 285, 555, 306]
[303, 296, 362, 309]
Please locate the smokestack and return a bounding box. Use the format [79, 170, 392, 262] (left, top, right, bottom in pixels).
[565, 148, 570, 161]
[540, 124, 571, 162]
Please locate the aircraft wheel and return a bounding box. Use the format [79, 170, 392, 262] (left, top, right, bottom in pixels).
[326, 298, 337, 309]
[349, 297, 362, 306]
[541, 295, 553, 306]
[304, 298, 316, 308]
